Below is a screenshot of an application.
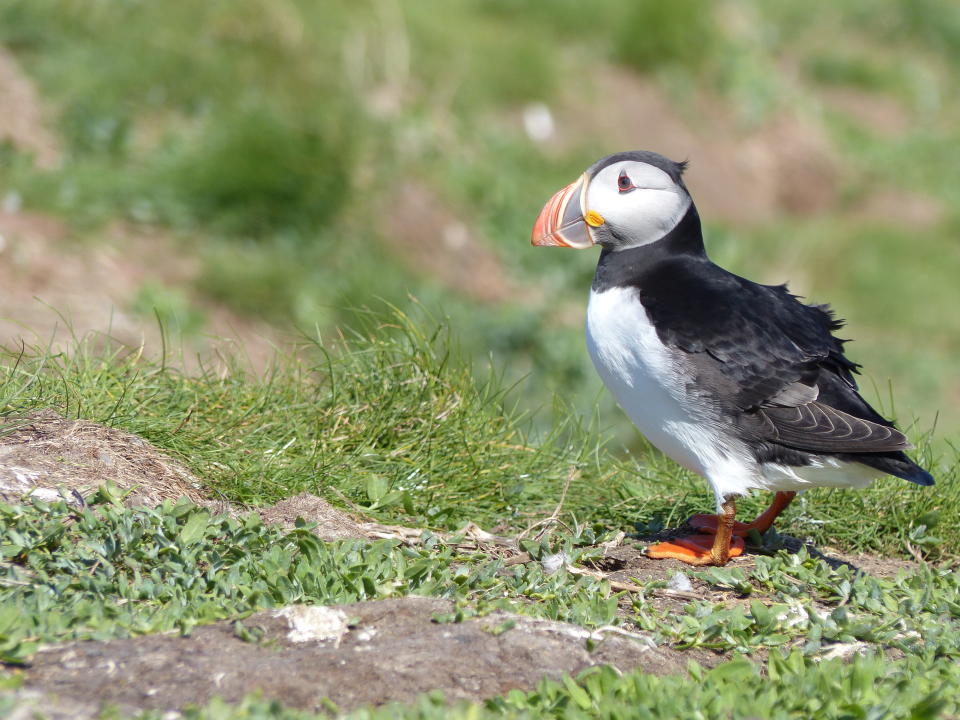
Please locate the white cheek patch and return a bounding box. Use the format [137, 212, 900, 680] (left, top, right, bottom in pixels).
[587, 162, 691, 250]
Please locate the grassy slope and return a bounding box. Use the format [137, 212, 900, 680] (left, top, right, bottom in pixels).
[1, 313, 956, 560]
[1, 320, 959, 717]
[1, 0, 959, 443]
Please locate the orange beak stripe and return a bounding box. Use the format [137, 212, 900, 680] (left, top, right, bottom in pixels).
[530, 174, 596, 249]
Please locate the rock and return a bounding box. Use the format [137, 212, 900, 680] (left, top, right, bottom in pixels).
[18, 596, 713, 716]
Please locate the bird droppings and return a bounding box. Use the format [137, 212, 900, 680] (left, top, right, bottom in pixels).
[775, 601, 811, 629]
[26, 486, 63, 503]
[273, 605, 350, 645]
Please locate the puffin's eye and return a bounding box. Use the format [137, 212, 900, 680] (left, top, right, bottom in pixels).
[617, 170, 635, 193]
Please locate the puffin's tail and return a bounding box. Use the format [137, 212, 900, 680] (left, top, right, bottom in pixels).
[901, 465, 935, 486]
[858, 452, 934, 486]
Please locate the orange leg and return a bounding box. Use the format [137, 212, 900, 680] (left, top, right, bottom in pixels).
[687, 491, 796, 535]
[646, 498, 743, 566]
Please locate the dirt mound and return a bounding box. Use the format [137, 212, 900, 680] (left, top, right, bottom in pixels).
[16, 596, 715, 717]
[258, 492, 371, 540]
[0, 410, 203, 506]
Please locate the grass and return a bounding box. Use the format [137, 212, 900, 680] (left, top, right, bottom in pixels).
[0, 318, 959, 716]
[1, 1, 960, 716]
[0, 308, 610, 526]
[0, 310, 955, 558]
[2, 0, 959, 443]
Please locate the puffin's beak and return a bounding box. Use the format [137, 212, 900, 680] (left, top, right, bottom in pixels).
[531, 174, 597, 249]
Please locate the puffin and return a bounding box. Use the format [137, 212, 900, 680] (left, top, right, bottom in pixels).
[531, 150, 934, 566]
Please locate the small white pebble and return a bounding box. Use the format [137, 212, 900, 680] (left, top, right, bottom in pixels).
[274, 606, 349, 645]
[355, 627, 377, 642]
[523, 103, 555, 142]
[541, 552, 568, 575]
[2, 190, 21, 214]
[28, 487, 61, 503]
[443, 222, 469, 250]
[667, 571, 693, 593]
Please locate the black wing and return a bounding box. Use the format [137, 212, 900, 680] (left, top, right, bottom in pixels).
[636, 257, 911, 454]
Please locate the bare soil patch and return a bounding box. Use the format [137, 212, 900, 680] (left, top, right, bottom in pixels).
[820, 87, 910, 138]
[380, 182, 521, 304]
[0, 212, 287, 373]
[14, 596, 715, 717]
[594, 538, 916, 585]
[621, 524, 918, 580]
[811, 549, 919, 579]
[0, 46, 61, 168]
[0, 409, 203, 507]
[848, 188, 943, 228]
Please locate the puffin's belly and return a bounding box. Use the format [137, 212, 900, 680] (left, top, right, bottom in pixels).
[585, 286, 725, 476]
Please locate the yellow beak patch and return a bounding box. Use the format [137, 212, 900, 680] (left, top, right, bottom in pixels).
[585, 210, 605, 227]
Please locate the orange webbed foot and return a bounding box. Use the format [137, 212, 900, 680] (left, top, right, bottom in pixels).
[646, 534, 744, 566]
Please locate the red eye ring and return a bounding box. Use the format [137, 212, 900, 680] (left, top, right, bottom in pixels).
[617, 170, 635, 193]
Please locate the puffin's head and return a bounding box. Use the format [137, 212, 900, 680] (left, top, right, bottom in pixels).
[531, 151, 691, 251]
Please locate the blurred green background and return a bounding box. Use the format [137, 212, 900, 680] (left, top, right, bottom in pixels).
[0, 0, 957, 449]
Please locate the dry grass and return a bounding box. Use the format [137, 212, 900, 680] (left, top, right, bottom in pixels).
[0, 409, 204, 506]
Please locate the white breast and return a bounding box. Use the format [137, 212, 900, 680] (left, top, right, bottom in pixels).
[585, 286, 756, 506]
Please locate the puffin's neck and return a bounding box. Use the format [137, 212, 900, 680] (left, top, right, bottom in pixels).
[592, 204, 707, 292]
